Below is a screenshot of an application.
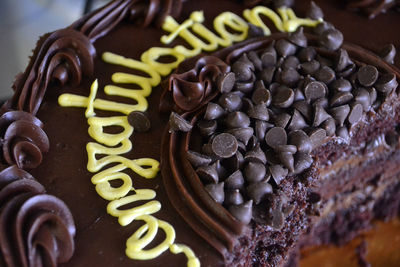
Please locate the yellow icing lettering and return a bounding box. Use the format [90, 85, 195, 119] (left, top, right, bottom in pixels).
[141, 47, 186, 76]
[59, 7, 321, 267]
[213, 12, 249, 46]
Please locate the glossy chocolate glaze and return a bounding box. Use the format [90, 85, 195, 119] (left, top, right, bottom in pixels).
[5, 0, 400, 266]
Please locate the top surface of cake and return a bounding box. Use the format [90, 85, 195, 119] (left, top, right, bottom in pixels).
[0, 0, 399, 267]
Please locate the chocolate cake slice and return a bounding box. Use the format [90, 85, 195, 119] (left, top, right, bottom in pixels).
[160, 18, 400, 266]
[0, 0, 399, 266]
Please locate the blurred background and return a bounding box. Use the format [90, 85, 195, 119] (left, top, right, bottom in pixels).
[0, 0, 111, 101]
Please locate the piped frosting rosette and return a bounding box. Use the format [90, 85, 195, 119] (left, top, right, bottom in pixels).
[0, 165, 75, 267]
[0, 111, 49, 170]
[160, 24, 400, 257]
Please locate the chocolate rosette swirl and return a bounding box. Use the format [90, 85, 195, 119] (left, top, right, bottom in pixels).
[0, 165, 75, 267]
[161, 25, 400, 257]
[7, 29, 95, 115]
[0, 111, 49, 170]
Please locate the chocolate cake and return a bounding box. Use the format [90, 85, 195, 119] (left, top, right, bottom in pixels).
[0, 0, 399, 266]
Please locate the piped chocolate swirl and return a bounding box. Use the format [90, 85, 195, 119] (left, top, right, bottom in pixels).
[0, 165, 75, 267]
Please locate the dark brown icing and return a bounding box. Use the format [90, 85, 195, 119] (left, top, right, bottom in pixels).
[346, 0, 399, 19]
[2, 0, 400, 266]
[70, 0, 184, 42]
[0, 165, 75, 267]
[0, 111, 49, 170]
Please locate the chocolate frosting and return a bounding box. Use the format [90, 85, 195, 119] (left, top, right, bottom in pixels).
[0, 111, 49, 170]
[7, 29, 95, 115]
[346, 0, 399, 19]
[71, 0, 184, 42]
[0, 165, 75, 267]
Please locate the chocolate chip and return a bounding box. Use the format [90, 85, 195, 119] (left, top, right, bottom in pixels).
[304, 81, 326, 102]
[247, 181, 273, 204]
[261, 45, 277, 67]
[273, 113, 289, 129]
[367, 87, 377, 104]
[248, 51, 263, 71]
[205, 182, 225, 204]
[247, 135, 258, 151]
[330, 91, 353, 107]
[229, 200, 253, 224]
[335, 49, 353, 72]
[298, 47, 316, 62]
[321, 117, 336, 136]
[315, 66, 335, 84]
[248, 104, 270, 121]
[379, 44, 396, 64]
[336, 126, 350, 143]
[375, 73, 398, 94]
[281, 68, 301, 87]
[198, 120, 217, 136]
[219, 92, 242, 112]
[242, 97, 254, 113]
[300, 60, 320, 75]
[269, 165, 288, 185]
[293, 100, 313, 121]
[353, 88, 371, 111]
[319, 28, 343, 51]
[204, 103, 225, 121]
[294, 152, 313, 174]
[276, 39, 297, 57]
[211, 133, 238, 158]
[288, 27, 307, 47]
[357, 65, 379, 87]
[313, 105, 331, 126]
[225, 189, 244, 205]
[225, 170, 245, 190]
[225, 111, 250, 129]
[276, 144, 297, 154]
[308, 127, 327, 148]
[227, 127, 254, 145]
[308, 192, 321, 203]
[255, 120, 273, 141]
[307, 1, 324, 20]
[244, 162, 267, 183]
[288, 130, 312, 153]
[252, 87, 271, 106]
[217, 72, 236, 93]
[347, 103, 363, 125]
[265, 127, 287, 149]
[232, 59, 254, 82]
[282, 56, 300, 69]
[225, 151, 244, 172]
[260, 67, 276, 85]
[273, 86, 294, 108]
[235, 79, 255, 94]
[330, 104, 350, 127]
[127, 111, 151, 132]
[294, 88, 306, 101]
[288, 109, 308, 131]
[169, 112, 192, 132]
[279, 152, 294, 172]
[330, 78, 352, 92]
[197, 163, 219, 183]
[237, 141, 247, 154]
[215, 160, 228, 179]
[314, 21, 334, 35]
[245, 143, 267, 164]
[312, 97, 329, 109]
[187, 150, 212, 168]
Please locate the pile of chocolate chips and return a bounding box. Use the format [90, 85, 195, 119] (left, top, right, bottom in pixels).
[171, 21, 398, 225]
